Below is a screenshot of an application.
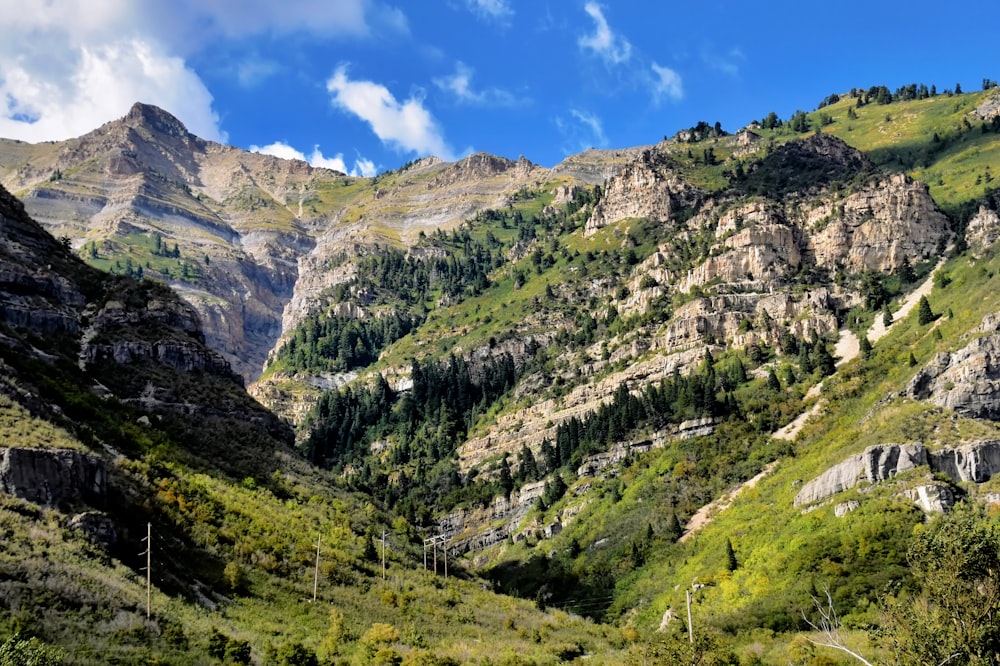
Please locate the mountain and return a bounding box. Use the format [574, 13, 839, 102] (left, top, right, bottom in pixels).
[4, 83, 1000, 663]
[0, 183, 618, 663]
[0, 104, 636, 382]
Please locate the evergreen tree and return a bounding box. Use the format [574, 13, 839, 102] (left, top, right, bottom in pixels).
[725, 538, 738, 571]
[918, 296, 935, 325]
[860, 336, 873, 361]
[498, 455, 514, 499]
[766, 368, 781, 392]
[882, 305, 893, 328]
[517, 444, 539, 482]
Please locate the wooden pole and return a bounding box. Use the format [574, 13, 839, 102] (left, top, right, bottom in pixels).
[443, 539, 448, 580]
[146, 522, 151, 620]
[381, 529, 386, 580]
[313, 534, 321, 602]
[687, 589, 693, 643]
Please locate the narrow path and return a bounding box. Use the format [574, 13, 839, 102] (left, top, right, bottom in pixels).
[680, 463, 777, 542]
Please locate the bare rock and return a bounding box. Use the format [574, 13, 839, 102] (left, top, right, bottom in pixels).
[585, 148, 702, 235]
[69, 511, 118, 548]
[966, 205, 1000, 250]
[907, 312, 1000, 419]
[794, 443, 927, 507]
[834, 500, 860, 517]
[0, 447, 107, 509]
[929, 440, 1000, 483]
[899, 484, 955, 513]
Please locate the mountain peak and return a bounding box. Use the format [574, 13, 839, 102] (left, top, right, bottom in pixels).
[123, 102, 191, 139]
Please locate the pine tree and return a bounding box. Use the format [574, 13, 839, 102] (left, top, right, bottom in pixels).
[882, 305, 893, 328]
[909, 352, 918, 367]
[725, 538, 738, 571]
[498, 455, 514, 499]
[918, 296, 935, 325]
[766, 368, 781, 392]
[860, 336, 873, 361]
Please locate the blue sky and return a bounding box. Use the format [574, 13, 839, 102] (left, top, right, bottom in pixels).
[2, 1, 999, 175]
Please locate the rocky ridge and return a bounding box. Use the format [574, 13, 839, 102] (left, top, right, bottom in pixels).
[0, 105, 635, 381]
[907, 310, 1000, 419]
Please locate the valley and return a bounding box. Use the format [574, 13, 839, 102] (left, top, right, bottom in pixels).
[1, 83, 1000, 663]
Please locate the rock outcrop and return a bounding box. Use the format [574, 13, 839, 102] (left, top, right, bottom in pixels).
[0, 447, 107, 509]
[907, 311, 1000, 419]
[966, 205, 1000, 251]
[796, 440, 1000, 508]
[585, 148, 702, 235]
[794, 443, 927, 507]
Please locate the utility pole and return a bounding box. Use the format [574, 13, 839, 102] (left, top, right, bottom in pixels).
[313, 534, 321, 603]
[422, 535, 448, 576]
[141, 522, 151, 620]
[381, 529, 386, 580]
[686, 589, 693, 644]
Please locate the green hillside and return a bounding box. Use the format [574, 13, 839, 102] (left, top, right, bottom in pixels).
[4, 83, 1000, 665]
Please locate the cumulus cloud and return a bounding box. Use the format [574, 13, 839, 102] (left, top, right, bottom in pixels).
[651, 63, 684, 103]
[0, 38, 224, 142]
[0, 0, 408, 143]
[326, 65, 454, 160]
[433, 62, 522, 107]
[249, 141, 377, 177]
[578, 2, 631, 65]
[464, 0, 513, 22]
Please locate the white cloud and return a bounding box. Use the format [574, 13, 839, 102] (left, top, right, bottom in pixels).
[0, 0, 408, 143]
[0, 38, 224, 143]
[465, 0, 513, 21]
[651, 63, 684, 103]
[249, 141, 377, 177]
[555, 109, 608, 154]
[578, 2, 631, 65]
[326, 65, 454, 160]
[703, 47, 744, 77]
[433, 62, 522, 107]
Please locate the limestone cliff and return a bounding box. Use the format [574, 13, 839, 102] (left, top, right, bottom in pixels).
[907, 310, 1000, 419]
[795, 440, 1000, 508]
[0, 106, 633, 382]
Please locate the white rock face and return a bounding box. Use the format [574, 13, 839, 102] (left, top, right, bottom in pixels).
[794, 443, 928, 507]
[796, 439, 1000, 510]
[966, 206, 1000, 250]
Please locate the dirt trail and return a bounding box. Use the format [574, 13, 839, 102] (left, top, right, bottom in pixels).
[774, 258, 945, 442]
[680, 463, 777, 541]
[681, 258, 947, 539]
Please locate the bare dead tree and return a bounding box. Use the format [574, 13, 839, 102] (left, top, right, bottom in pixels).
[800, 588, 874, 666]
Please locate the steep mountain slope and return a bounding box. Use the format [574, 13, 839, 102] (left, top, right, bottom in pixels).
[0, 185, 619, 664]
[0, 105, 633, 381]
[4, 83, 1000, 663]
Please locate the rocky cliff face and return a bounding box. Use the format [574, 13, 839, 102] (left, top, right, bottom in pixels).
[0, 181, 291, 471]
[907, 311, 1000, 419]
[0, 447, 107, 509]
[0, 105, 633, 382]
[795, 440, 1000, 508]
[585, 148, 702, 235]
